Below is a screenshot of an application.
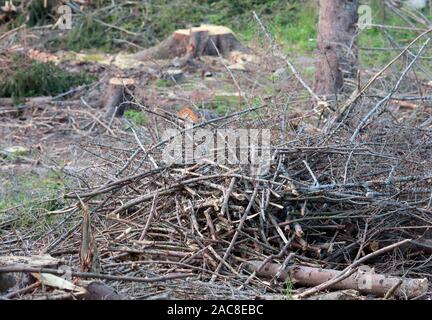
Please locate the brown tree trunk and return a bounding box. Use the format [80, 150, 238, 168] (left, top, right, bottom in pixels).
[315, 0, 359, 96]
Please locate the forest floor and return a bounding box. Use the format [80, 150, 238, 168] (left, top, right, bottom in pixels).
[0, 34, 318, 223]
[0, 31, 325, 299]
[1, 1, 432, 301]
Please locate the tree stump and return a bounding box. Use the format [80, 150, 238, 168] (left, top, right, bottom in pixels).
[103, 77, 135, 118]
[133, 25, 252, 62]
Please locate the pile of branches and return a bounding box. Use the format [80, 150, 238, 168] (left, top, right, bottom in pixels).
[51, 81, 431, 299]
[47, 11, 431, 299]
[1, 88, 431, 299]
[1, 4, 432, 299]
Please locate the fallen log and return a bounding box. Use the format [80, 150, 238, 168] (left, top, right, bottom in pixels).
[246, 260, 428, 299]
[0, 255, 60, 268]
[0, 96, 52, 106]
[253, 290, 362, 300]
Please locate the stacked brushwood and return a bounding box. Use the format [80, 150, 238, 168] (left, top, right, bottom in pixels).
[1, 50, 431, 301]
[56, 88, 432, 299]
[1, 5, 432, 298]
[1, 82, 431, 299]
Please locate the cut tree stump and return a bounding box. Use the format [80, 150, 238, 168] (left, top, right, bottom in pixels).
[103, 77, 135, 118]
[246, 261, 428, 299]
[133, 24, 253, 63]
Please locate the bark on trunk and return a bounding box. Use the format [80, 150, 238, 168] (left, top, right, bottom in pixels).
[103, 78, 135, 118]
[315, 0, 359, 96]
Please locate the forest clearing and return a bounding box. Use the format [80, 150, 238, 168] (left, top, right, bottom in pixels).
[0, 0, 432, 302]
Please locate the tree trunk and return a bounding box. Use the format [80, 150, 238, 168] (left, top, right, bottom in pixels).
[314, 0, 359, 96]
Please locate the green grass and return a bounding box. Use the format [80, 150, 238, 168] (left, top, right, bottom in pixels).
[235, 0, 432, 67]
[271, 4, 317, 54]
[1, 146, 30, 160]
[0, 170, 65, 228]
[47, 0, 210, 52]
[155, 79, 173, 87]
[6, 0, 432, 64]
[227, 1, 318, 54]
[205, 94, 261, 116]
[27, 0, 319, 54]
[284, 278, 295, 300]
[62, 15, 115, 52]
[124, 109, 148, 126]
[77, 53, 105, 63]
[27, 0, 55, 27]
[209, 95, 243, 115]
[358, 0, 432, 67]
[212, 100, 229, 115]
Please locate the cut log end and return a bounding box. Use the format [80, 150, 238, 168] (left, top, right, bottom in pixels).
[109, 77, 135, 86]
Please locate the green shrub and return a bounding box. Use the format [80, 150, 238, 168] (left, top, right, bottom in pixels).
[284, 278, 294, 300]
[0, 57, 95, 98]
